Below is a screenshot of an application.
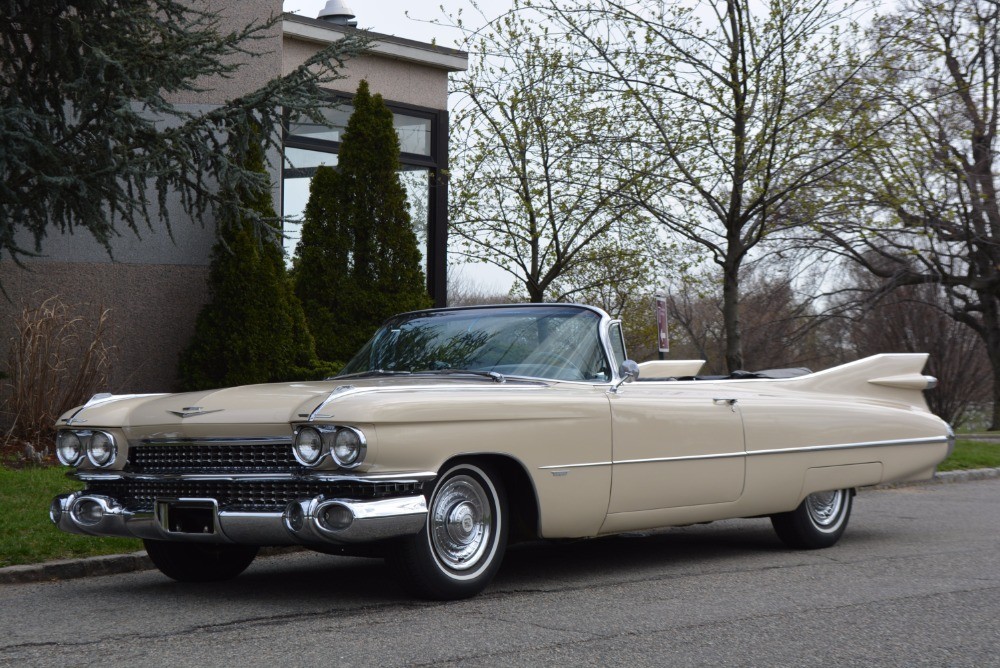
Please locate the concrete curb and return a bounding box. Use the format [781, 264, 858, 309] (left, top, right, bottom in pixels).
[0, 546, 301, 586]
[4, 470, 999, 586]
[0, 551, 153, 585]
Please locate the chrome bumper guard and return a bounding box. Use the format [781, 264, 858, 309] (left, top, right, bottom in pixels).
[50, 491, 428, 546]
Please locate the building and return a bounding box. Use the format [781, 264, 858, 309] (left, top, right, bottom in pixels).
[0, 2, 468, 394]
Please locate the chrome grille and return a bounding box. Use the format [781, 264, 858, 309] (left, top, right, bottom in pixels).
[127, 440, 301, 473]
[88, 479, 424, 512]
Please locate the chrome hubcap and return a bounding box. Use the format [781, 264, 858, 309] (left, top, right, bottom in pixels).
[805, 490, 845, 530]
[430, 475, 491, 570]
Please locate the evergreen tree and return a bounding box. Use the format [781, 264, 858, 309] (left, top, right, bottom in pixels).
[179, 127, 322, 391]
[294, 80, 432, 363]
[1, 0, 366, 269]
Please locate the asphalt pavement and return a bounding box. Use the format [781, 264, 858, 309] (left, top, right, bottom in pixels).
[0, 474, 998, 667]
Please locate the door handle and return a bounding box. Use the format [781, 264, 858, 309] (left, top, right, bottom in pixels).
[713, 398, 737, 412]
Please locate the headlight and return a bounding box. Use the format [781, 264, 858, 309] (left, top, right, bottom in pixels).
[56, 431, 84, 466]
[332, 427, 366, 468]
[294, 427, 324, 466]
[86, 431, 117, 467]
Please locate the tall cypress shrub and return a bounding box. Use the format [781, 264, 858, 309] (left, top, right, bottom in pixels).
[179, 127, 320, 391]
[294, 80, 432, 363]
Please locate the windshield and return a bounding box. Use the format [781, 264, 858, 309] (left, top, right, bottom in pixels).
[339, 306, 612, 382]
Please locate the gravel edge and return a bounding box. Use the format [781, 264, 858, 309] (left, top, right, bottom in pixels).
[4, 468, 999, 586]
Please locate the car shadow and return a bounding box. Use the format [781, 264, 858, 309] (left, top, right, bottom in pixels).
[104, 518, 796, 605]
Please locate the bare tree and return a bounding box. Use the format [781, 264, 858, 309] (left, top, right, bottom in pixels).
[530, 0, 880, 371]
[814, 0, 1000, 427]
[448, 2, 655, 303]
[664, 266, 840, 374]
[843, 280, 991, 428]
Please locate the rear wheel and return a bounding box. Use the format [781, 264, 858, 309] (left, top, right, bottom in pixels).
[143, 540, 258, 582]
[770, 489, 853, 549]
[389, 462, 508, 600]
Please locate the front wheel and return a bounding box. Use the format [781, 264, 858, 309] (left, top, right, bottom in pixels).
[389, 462, 508, 600]
[770, 489, 853, 549]
[143, 540, 258, 582]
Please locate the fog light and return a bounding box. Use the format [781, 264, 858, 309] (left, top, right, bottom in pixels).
[317, 504, 353, 531]
[49, 498, 64, 524]
[73, 499, 104, 525]
[285, 503, 305, 532]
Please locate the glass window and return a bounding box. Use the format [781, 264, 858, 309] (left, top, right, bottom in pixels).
[288, 106, 431, 156]
[393, 114, 432, 156]
[608, 321, 627, 368]
[281, 148, 338, 259]
[287, 106, 351, 143]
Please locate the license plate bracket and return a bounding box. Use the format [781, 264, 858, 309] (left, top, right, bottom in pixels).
[156, 499, 217, 535]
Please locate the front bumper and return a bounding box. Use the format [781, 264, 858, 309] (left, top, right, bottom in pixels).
[51, 474, 431, 547]
[51, 491, 427, 546]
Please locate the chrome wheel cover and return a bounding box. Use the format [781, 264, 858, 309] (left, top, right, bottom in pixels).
[429, 474, 492, 571]
[805, 490, 846, 532]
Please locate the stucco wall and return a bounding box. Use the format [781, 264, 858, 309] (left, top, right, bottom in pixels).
[283, 40, 450, 109]
[0, 262, 209, 394]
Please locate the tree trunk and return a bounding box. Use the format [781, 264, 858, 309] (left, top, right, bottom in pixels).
[722, 260, 743, 372]
[980, 294, 1000, 431]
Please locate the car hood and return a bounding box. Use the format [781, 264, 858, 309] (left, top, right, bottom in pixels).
[58, 376, 556, 429]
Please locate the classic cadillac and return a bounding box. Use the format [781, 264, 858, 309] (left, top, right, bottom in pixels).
[50, 303, 952, 599]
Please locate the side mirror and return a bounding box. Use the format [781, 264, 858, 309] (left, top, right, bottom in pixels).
[611, 360, 640, 393]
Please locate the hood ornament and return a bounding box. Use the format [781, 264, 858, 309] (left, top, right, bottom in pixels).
[167, 406, 224, 418]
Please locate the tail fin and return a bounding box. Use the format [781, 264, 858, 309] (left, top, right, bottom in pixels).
[786, 354, 934, 412]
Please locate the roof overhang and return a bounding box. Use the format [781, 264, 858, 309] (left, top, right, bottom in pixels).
[283, 14, 468, 73]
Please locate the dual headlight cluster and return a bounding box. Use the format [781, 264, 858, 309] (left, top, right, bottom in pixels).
[55, 430, 117, 468]
[293, 425, 366, 469]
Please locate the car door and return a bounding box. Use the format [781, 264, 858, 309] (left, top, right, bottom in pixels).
[606, 383, 746, 513]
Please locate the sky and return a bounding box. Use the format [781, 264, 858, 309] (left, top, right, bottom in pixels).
[282, 1, 512, 49]
[282, 1, 516, 294]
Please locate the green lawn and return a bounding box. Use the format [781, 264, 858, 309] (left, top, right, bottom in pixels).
[0, 467, 140, 568]
[1, 439, 998, 568]
[937, 439, 1000, 471]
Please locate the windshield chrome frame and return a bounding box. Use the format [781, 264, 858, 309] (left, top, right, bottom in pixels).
[338, 303, 622, 386]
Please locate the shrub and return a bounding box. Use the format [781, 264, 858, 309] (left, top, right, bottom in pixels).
[294, 80, 432, 363]
[178, 125, 322, 391]
[1, 296, 113, 465]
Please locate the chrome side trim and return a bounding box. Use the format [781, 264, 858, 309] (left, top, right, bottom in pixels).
[538, 461, 613, 470]
[538, 435, 950, 470]
[747, 435, 949, 457]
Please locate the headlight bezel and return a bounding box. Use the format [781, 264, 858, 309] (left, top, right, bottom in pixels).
[292, 424, 367, 470]
[56, 429, 118, 468]
[86, 431, 117, 467]
[56, 430, 85, 467]
[331, 427, 366, 469]
[293, 426, 326, 467]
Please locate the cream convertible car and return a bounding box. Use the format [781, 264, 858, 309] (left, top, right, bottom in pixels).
[50, 303, 952, 599]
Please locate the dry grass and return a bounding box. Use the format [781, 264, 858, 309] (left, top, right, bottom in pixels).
[1, 296, 114, 465]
